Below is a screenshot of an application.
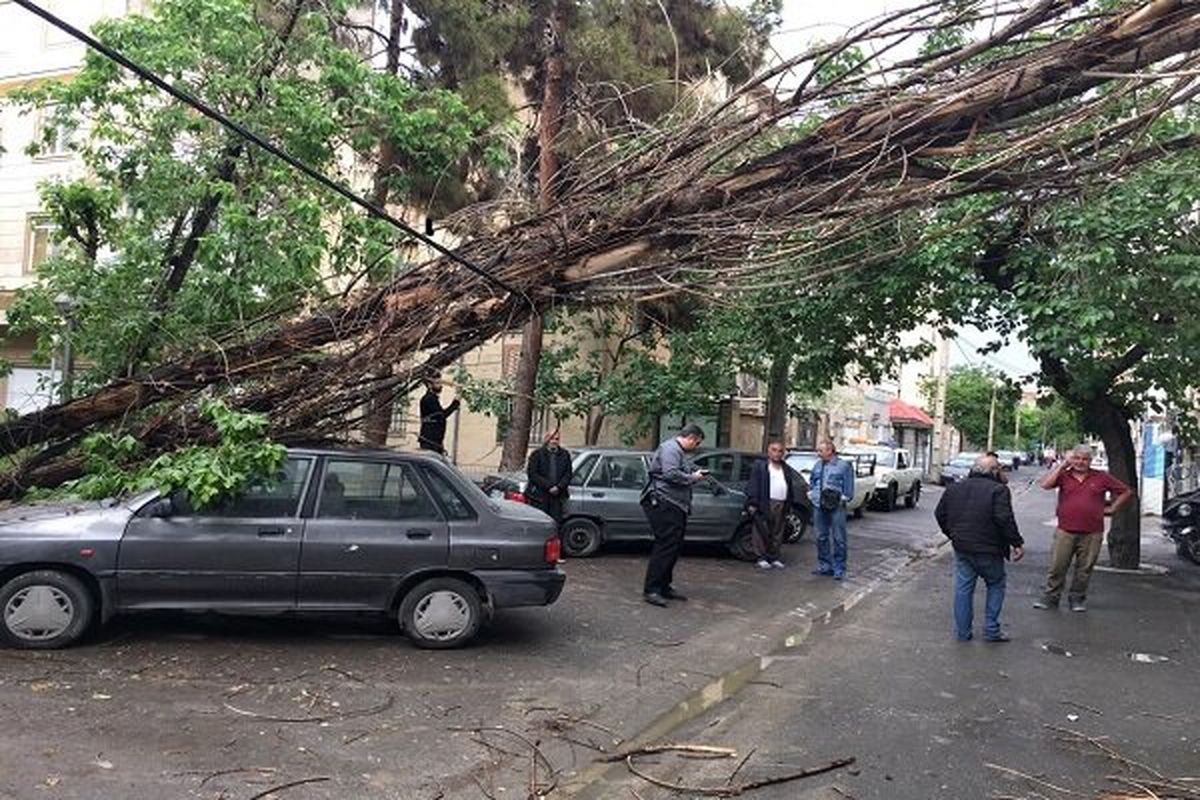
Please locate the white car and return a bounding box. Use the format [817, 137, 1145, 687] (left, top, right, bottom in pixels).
[844, 446, 923, 511]
[785, 450, 874, 519]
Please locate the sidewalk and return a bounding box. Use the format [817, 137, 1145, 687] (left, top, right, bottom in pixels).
[587, 490, 1200, 799]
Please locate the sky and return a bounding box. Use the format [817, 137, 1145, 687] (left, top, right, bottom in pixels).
[770, 0, 1041, 382]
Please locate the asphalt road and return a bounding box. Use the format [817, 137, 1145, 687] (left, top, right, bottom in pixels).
[591, 474, 1200, 800]
[0, 485, 948, 800]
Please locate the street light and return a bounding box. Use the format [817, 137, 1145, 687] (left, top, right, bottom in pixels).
[53, 292, 76, 403]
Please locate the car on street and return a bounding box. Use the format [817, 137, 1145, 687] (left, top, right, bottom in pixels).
[0, 448, 565, 650]
[784, 449, 873, 518]
[995, 449, 1022, 471]
[939, 452, 982, 485]
[689, 449, 812, 544]
[844, 446, 923, 511]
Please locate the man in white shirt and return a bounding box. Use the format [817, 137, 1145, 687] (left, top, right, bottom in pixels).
[744, 441, 806, 569]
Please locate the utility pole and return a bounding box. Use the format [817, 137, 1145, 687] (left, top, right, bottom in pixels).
[930, 333, 950, 470]
[986, 381, 998, 452]
[1013, 401, 1021, 450]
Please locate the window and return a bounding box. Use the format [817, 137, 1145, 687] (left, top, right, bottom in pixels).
[570, 454, 598, 487]
[317, 459, 437, 521]
[24, 216, 58, 274]
[33, 106, 74, 158]
[588, 455, 647, 490]
[208, 458, 313, 518]
[419, 465, 476, 521]
[390, 398, 410, 436]
[737, 457, 757, 483]
[694, 453, 736, 482]
[896, 451, 909, 470]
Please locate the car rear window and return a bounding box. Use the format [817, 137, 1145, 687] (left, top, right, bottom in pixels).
[418, 465, 477, 521]
[570, 454, 598, 486]
[317, 460, 439, 521]
[589, 455, 648, 489]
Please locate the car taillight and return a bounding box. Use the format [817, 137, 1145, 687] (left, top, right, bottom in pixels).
[504, 490, 527, 504]
[544, 536, 561, 564]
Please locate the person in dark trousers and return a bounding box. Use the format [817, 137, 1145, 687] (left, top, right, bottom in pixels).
[1034, 444, 1133, 612]
[744, 440, 809, 569]
[809, 440, 855, 579]
[640, 424, 708, 607]
[525, 429, 572, 526]
[417, 373, 460, 455]
[935, 453, 1025, 642]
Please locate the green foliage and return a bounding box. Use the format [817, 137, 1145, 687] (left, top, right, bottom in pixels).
[925, 366, 1020, 451]
[5, 0, 498, 381]
[65, 399, 285, 506]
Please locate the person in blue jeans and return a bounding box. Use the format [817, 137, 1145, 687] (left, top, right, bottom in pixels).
[809, 440, 855, 580]
[934, 454, 1025, 642]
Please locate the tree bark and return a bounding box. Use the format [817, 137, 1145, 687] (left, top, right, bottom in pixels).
[1085, 397, 1141, 569]
[499, 0, 565, 468]
[362, 0, 407, 447]
[762, 351, 792, 450]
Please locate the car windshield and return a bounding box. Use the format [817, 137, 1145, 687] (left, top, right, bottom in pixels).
[786, 453, 818, 472]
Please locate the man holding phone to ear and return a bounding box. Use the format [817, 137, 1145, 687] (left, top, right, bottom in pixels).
[640, 424, 709, 607]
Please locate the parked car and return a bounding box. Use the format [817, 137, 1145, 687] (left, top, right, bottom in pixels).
[844, 446, 923, 511]
[939, 452, 982, 485]
[0, 448, 565, 650]
[784, 450, 874, 519]
[690, 449, 812, 543]
[994, 449, 1022, 471]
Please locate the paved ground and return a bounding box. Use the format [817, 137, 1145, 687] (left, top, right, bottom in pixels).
[0, 490, 944, 800]
[589, 475, 1200, 800]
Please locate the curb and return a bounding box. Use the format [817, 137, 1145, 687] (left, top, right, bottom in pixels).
[559, 542, 949, 799]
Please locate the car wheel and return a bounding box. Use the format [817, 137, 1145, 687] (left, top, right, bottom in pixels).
[1177, 539, 1200, 565]
[882, 484, 898, 512]
[561, 518, 602, 558]
[852, 503, 864, 519]
[784, 512, 809, 544]
[399, 577, 483, 649]
[904, 482, 921, 508]
[0, 570, 94, 650]
[728, 520, 757, 561]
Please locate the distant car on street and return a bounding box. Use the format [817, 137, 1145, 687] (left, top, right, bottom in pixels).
[939, 452, 982, 485]
[785, 449, 873, 518]
[844, 446, 923, 511]
[0, 448, 565, 650]
[994, 449, 1022, 471]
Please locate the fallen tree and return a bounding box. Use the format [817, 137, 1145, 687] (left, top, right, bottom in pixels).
[2, 0, 1199, 495]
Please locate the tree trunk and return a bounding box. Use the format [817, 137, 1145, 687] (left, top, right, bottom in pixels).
[585, 408, 605, 446]
[362, 0, 407, 447]
[1085, 397, 1140, 568]
[761, 351, 792, 450]
[500, 313, 544, 469]
[499, 0, 565, 467]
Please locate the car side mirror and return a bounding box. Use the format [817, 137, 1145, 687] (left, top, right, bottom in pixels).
[146, 497, 175, 518]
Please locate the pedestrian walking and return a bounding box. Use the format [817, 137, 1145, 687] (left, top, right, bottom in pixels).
[526, 429, 572, 526]
[1034, 444, 1134, 612]
[417, 372, 460, 455]
[809, 440, 855, 580]
[744, 440, 808, 569]
[935, 454, 1025, 642]
[640, 424, 708, 607]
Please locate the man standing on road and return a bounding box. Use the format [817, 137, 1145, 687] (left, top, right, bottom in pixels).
[526, 429, 572, 527]
[640, 424, 708, 607]
[935, 454, 1025, 642]
[745, 440, 808, 569]
[417, 373, 460, 455]
[809, 440, 855, 580]
[1034, 444, 1134, 612]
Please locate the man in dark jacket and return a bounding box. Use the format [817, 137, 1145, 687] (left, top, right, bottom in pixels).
[418, 373, 460, 455]
[640, 424, 708, 607]
[935, 454, 1025, 642]
[526, 429, 572, 526]
[744, 440, 809, 569]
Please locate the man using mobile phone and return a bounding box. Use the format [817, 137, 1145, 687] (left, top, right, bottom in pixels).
[1034, 444, 1133, 612]
[640, 424, 708, 607]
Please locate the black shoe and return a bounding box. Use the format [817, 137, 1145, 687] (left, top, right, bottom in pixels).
[984, 634, 1011, 643]
[643, 592, 669, 607]
[1033, 597, 1058, 610]
[662, 587, 688, 601]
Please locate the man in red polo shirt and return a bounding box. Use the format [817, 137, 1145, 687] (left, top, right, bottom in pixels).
[1034, 445, 1134, 612]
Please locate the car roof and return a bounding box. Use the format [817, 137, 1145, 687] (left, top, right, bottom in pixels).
[284, 446, 447, 462]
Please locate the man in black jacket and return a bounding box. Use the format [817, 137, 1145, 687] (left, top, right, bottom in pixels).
[526, 429, 572, 526]
[744, 440, 809, 569]
[418, 373, 460, 455]
[935, 454, 1025, 642]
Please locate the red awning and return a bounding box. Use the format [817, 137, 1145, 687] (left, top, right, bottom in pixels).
[888, 398, 933, 429]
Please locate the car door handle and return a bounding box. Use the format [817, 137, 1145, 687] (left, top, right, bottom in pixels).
[406, 529, 433, 540]
[590, 492, 606, 498]
[257, 527, 288, 537]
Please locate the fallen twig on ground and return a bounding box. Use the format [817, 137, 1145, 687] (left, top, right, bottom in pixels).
[600, 743, 737, 763]
[1061, 700, 1104, 717]
[623, 753, 855, 797]
[223, 693, 394, 724]
[985, 762, 1083, 796]
[246, 775, 330, 799]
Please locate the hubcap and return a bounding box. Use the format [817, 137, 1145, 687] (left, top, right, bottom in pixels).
[568, 528, 591, 550]
[5, 585, 74, 642]
[413, 590, 471, 641]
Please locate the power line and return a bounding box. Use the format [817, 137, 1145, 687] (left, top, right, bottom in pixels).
[11, 0, 522, 299]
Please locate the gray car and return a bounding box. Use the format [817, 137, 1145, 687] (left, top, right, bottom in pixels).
[0, 448, 564, 650]
[939, 452, 982, 485]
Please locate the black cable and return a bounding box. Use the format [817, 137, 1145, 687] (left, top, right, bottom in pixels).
[11, 0, 522, 299]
